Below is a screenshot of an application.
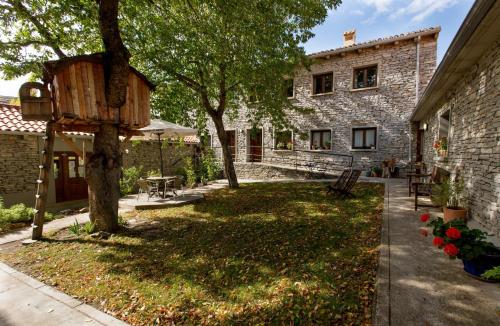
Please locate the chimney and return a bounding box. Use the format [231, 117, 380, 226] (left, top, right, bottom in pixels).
[343, 30, 356, 47]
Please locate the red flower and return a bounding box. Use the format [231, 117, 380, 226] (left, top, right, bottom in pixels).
[433, 237, 444, 247]
[433, 142, 440, 149]
[419, 228, 428, 237]
[445, 227, 461, 240]
[443, 243, 459, 257]
[420, 213, 430, 222]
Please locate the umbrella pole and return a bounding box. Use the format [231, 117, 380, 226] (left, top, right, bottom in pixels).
[158, 133, 164, 177]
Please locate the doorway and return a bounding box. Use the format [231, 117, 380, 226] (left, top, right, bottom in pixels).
[247, 128, 263, 162]
[225, 130, 236, 160]
[54, 152, 89, 202]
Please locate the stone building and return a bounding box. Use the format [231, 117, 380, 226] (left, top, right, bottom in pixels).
[0, 104, 197, 209]
[207, 27, 440, 178]
[411, 0, 500, 236]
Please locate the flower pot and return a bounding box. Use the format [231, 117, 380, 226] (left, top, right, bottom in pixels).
[462, 247, 500, 282]
[443, 207, 467, 223]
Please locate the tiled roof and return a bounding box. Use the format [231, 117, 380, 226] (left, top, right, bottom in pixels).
[0, 104, 200, 143]
[308, 26, 441, 58]
[0, 104, 47, 134]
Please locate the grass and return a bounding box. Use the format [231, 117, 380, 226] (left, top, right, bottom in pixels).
[1, 182, 384, 325]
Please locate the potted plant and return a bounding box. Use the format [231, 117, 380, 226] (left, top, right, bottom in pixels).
[276, 142, 285, 150]
[286, 142, 293, 150]
[432, 176, 467, 222]
[324, 140, 331, 150]
[371, 166, 382, 177]
[433, 138, 448, 158]
[420, 215, 500, 281]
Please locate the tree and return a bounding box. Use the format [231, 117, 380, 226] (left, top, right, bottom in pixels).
[121, 0, 341, 188]
[0, 0, 130, 232]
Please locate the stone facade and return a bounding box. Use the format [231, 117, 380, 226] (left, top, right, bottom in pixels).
[122, 140, 196, 176]
[419, 42, 500, 236]
[208, 30, 437, 176]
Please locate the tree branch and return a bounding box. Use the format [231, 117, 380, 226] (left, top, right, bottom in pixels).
[8, 0, 67, 58]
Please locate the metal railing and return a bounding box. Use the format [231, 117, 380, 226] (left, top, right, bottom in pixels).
[209, 145, 353, 174]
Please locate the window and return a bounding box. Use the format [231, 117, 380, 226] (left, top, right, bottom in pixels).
[352, 127, 377, 149]
[310, 130, 331, 150]
[436, 110, 450, 157]
[353, 65, 377, 89]
[285, 79, 294, 98]
[313, 73, 333, 95]
[274, 130, 293, 150]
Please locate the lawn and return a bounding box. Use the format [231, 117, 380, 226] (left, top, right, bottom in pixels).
[1, 182, 384, 325]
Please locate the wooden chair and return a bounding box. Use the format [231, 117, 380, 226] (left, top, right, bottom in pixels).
[137, 179, 159, 201]
[407, 162, 428, 196]
[326, 169, 351, 194]
[412, 166, 449, 210]
[327, 169, 361, 197]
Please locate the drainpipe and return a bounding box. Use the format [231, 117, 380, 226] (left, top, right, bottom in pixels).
[409, 36, 421, 162]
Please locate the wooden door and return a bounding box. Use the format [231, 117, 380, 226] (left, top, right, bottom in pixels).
[54, 152, 88, 202]
[416, 129, 423, 162]
[249, 129, 262, 162]
[226, 130, 236, 160]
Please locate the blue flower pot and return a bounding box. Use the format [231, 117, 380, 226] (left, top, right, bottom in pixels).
[462, 247, 500, 281]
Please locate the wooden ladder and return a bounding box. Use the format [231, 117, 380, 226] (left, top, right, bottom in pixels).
[32, 121, 55, 240]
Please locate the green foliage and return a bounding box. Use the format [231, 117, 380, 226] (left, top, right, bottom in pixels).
[82, 222, 96, 234]
[120, 166, 143, 196]
[131, 139, 141, 147]
[200, 149, 222, 182]
[432, 176, 467, 209]
[68, 219, 81, 236]
[0, 201, 55, 233]
[118, 215, 128, 226]
[481, 266, 500, 281]
[183, 156, 197, 188]
[147, 169, 161, 178]
[0, 0, 101, 78]
[428, 217, 495, 261]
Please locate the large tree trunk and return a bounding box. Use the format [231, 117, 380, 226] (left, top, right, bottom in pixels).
[211, 115, 239, 188]
[86, 123, 120, 231]
[86, 0, 131, 232]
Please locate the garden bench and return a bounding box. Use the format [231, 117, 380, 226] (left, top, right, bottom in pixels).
[412, 166, 450, 210]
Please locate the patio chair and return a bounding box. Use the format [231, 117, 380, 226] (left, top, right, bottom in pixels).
[326, 169, 351, 194]
[327, 169, 361, 197]
[412, 166, 449, 210]
[407, 162, 428, 196]
[137, 179, 159, 201]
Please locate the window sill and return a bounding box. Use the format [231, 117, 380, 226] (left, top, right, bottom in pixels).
[309, 149, 332, 152]
[310, 92, 334, 97]
[350, 148, 377, 152]
[350, 86, 379, 92]
[273, 149, 293, 152]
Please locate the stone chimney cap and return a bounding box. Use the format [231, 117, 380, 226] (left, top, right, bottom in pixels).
[343, 29, 356, 47]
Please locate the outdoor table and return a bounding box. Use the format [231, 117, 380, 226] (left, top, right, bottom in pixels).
[146, 176, 178, 198]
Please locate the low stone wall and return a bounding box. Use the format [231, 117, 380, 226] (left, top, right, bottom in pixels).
[234, 162, 336, 180]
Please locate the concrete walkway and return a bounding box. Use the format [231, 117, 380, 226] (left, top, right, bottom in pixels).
[375, 179, 500, 325]
[0, 262, 128, 326]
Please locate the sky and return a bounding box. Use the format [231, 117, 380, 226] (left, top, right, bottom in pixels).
[0, 0, 475, 97]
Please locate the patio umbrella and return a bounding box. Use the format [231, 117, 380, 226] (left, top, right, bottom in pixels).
[138, 119, 197, 177]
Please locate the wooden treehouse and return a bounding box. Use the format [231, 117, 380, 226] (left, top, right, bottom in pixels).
[19, 53, 154, 240]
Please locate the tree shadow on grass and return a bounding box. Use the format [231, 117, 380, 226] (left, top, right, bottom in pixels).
[42, 182, 384, 324]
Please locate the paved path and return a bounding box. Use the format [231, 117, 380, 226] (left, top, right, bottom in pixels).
[375, 179, 500, 325]
[0, 262, 128, 326]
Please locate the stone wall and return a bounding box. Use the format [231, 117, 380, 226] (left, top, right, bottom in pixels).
[234, 162, 336, 180]
[208, 35, 437, 175]
[122, 140, 197, 177]
[0, 134, 39, 195]
[420, 41, 500, 236]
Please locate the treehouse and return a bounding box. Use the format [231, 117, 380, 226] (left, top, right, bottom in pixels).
[20, 53, 154, 133]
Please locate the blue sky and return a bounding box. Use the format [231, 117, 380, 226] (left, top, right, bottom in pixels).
[304, 0, 474, 61]
[0, 0, 475, 97]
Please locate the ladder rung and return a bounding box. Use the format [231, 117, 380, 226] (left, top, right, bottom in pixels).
[42, 136, 48, 140]
[36, 179, 43, 184]
[33, 209, 39, 214]
[31, 224, 39, 229]
[41, 150, 46, 154]
[38, 165, 45, 169]
[35, 194, 40, 199]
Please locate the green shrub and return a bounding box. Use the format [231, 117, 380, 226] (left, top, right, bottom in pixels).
[481, 266, 500, 281]
[183, 157, 197, 188]
[82, 222, 96, 234]
[147, 169, 161, 177]
[68, 219, 81, 236]
[120, 166, 143, 196]
[201, 149, 222, 181]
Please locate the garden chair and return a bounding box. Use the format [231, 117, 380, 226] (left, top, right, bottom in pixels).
[137, 179, 159, 201]
[412, 166, 449, 210]
[407, 162, 428, 196]
[326, 169, 351, 194]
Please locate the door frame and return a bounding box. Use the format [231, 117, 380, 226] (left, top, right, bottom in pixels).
[246, 128, 263, 162]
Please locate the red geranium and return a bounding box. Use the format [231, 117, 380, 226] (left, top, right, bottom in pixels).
[433, 142, 440, 149]
[445, 227, 461, 240]
[420, 213, 430, 222]
[433, 237, 444, 247]
[443, 243, 459, 257]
